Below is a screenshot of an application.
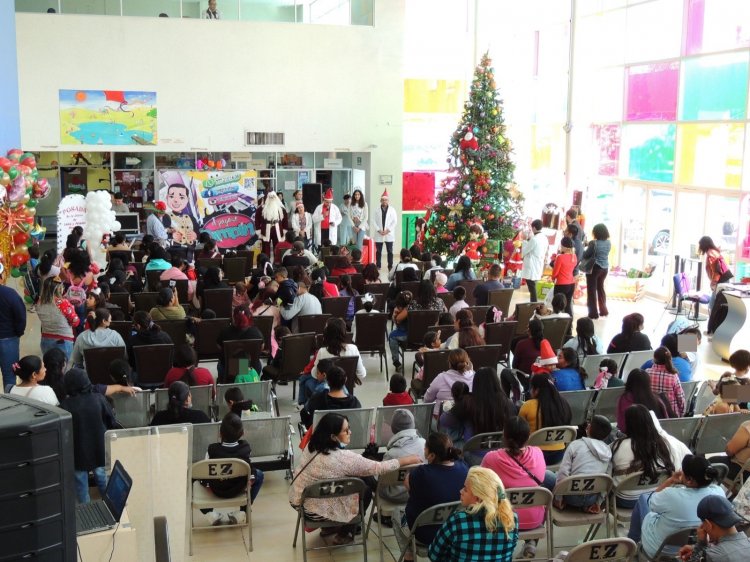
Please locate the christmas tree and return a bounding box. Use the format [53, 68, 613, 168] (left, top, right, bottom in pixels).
[424, 53, 524, 258]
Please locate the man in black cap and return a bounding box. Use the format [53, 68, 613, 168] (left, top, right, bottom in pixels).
[678, 494, 750, 561]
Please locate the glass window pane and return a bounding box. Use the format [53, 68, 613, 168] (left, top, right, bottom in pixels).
[351, 0, 372, 25]
[584, 177, 621, 258]
[621, 184, 646, 271]
[240, 0, 299, 22]
[625, 62, 679, 121]
[403, 80, 465, 114]
[673, 191, 706, 260]
[124, 1, 182, 18]
[591, 124, 621, 176]
[575, 10, 626, 68]
[530, 123, 566, 176]
[622, 124, 676, 182]
[685, 0, 750, 55]
[680, 52, 749, 120]
[403, 117, 457, 171]
[184, 0, 238, 20]
[676, 123, 744, 188]
[309, 0, 350, 25]
[705, 194, 740, 267]
[15, 0, 59, 13]
[624, 0, 682, 64]
[61, 0, 119, 15]
[745, 127, 750, 191]
[572, 68, 624, 122]
[645, 189, 675, 294]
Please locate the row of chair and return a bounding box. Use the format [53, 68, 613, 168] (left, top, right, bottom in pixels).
[110, 381, 277, 428]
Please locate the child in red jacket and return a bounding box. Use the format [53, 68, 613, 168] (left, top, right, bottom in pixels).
[383, 374, 414, 406]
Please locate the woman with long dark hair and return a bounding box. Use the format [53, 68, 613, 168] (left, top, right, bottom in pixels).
[512, 319, 547, 375]
[445, 255, 476, 291]
[552, 347, 587, 391]
[583, 223, 611, 319]
[289, 413, 420, 546]
[362, 262, 381, 284]
[163, 344, 215, 390]
[444, 308, 485, 350]
[611, 405, 689, 508]
[41, 347, 68, 403]
[310, 317, 366, 381]
[607, 312, 651, 353]
[410, 279, 446, 312]
[440, 367, 516, 454]
[349, 189, 368, 249]
[563, 317, 603, 361]
[37, 276, 80, 358]
[616, 369, 671, 430]
[518, 374, 572, 465]
[338, 274, 359, 323]
[646, 346, 686, 417]
[699, 235, 734, 335]
[150, 380, 211, 426]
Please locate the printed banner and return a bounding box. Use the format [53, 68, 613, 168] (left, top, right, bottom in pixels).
[60, 89, 157, 145]
[56, 194, 87, 255]
[157, 170, 258, 248]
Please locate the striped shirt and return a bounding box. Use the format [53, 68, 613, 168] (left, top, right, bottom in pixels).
[428, 509, 518, 562]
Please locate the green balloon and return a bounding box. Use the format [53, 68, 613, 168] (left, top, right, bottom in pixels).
[24, 295, 33, 304]
[8, 168, 18, 180]
[10, 267, 22, 278]
[27, 199, 37, 208]
[26, 239, 34, 247]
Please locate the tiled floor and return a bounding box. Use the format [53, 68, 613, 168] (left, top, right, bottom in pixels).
[16, 281, 728, 560]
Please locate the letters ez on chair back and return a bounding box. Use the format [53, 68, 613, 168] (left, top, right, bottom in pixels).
[506, 487, 553, 559]
[611, 471, 669, 526]
[83, 347, 126, 386]
[190, 458, 252, 555]
[397, 501, 461, 562]
[565, 538, 637, 562]
[133, 344, 176, 387]
[293, 478, 369, 562]
[527, 426, 577, 471]
[551, 474, 614, 543]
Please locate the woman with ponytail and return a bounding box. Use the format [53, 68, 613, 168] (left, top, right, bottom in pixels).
[393, 433, 468, 561]
[629, 454, 723, 559]
[518, 373, 572, 465]
[7, 355, 59, 406]
[126, 310, 173, 368]
[428, 466, 518, 562]
[164, 344, 215, 393]
[149, 380, 210, 426]
[37, 276, 80, 359]
[646, 346, 686, 417]
[69, 308, 126, 370]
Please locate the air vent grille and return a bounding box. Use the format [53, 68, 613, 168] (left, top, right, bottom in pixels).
[245, 131, 285, 146]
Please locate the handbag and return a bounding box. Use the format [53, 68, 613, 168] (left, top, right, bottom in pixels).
[578, 241, 597, 275]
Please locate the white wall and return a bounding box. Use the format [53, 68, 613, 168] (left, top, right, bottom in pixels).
[15, 0, 404, 230]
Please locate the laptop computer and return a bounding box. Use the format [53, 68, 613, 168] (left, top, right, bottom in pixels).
[76, 460, 133, 536]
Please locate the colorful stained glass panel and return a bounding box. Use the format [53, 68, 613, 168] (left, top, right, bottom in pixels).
[592, 124, 621, 176]
[622, 124, 676, 182]
[685, 0, 750, 55]
[680, 53, 749, 120]
[626, 62, 679, 121]
[677, 123, 744, 188]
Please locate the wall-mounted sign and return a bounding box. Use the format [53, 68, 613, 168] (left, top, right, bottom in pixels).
[323, 158, 343, 169]
[379, 175, 393, 185]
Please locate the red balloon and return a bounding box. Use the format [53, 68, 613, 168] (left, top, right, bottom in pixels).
[10, 252, 28, 267]
[6, 149, 22, 161]
[0, 158, 11, 173]
[13, 232, 29, 245]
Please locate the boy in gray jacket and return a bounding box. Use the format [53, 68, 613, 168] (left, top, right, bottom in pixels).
[554, 414, 613, 512]
[380, 409, 426, 503]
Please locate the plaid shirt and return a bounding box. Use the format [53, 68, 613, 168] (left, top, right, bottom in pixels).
[647, 364, 685, 416]
[428, 510, 518, 562]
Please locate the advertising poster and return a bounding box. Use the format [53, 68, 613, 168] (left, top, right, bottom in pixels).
[157, 170, 258, 249]
[56, 194, 87, 255]
[59, 89, 157, 145]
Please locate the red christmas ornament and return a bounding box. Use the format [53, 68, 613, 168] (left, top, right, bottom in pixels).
[13, 231, 29, 245]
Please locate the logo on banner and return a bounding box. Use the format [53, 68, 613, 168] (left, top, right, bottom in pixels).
[202, 213, 255, 248]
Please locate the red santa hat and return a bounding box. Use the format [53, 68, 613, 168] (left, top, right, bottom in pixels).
[381, 189, 389, 200]
[154, 201, 167, 213]
[531, 340, 557, 374]
[323, 188, 333, 201]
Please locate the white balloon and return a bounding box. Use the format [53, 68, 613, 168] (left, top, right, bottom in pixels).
[112, 221, 122, 231]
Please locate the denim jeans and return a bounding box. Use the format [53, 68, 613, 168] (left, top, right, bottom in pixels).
[353, 228, 366, 250]
[0, 336, 20, 389]
[627, 491, 653, 542]
[250, 468, 264, 503]
[388, 328, 407, 366]
[40, 337, 74, 361]
[75, 466, 108, 504]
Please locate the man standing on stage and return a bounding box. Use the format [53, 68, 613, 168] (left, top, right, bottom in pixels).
[372, 189, 397, 271]
[312, 189, 342, 249]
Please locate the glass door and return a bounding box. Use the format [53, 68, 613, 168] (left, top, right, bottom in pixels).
[645, 188, 675, 294]
[620, 184, 647, 272]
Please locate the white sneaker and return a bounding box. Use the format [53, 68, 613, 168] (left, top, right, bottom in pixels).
[227, 510, 246, 525]
[208, 511, 226, 526]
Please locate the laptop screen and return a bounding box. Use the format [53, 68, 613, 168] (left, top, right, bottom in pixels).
[104, 460, 133, 521]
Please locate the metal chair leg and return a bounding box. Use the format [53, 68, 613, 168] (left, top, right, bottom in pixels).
[292, 509, 301, 547]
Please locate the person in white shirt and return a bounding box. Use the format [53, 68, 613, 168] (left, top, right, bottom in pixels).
[146, 201, 170, 246]
[520, 219, 549, 303]
[310, 318, 367, 381]
[372, 189, 397, 270]
[202, 0, 221, 19]
[312, 188, 343, 248]
[280, 282, 322, 332]
[448, 286, 470, 317]
[349, 189, 369, 250]
[290, 202, 313, 248]
[8, 355, 59, 406]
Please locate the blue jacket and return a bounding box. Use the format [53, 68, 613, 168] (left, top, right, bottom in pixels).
[553, 367, 585, 391]
[0, 285, 26, 339]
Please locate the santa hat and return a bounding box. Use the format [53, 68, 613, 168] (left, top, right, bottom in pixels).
[154, 201, 167, 213]
[381, 189, 389, 200]
[323, 188, 333, 201]
[531, 340, 557, 373]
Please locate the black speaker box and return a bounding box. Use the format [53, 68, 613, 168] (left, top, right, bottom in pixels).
[302, 183, 322, 212]
[0, 394, 76, 561]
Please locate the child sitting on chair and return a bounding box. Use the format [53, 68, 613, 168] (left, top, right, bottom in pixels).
[412, 330, 442, 393]
[224, 387, 260, 419]
[383, 374, 413, 406]
[204, 413, 264, 525]
[297, 358, 333, 408]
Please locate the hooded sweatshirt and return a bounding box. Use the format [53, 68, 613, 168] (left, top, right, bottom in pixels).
[423, 369, 475, 412]
[70, 328, 127, 369]
[555, 437, 612, 486]
[381, 415, 427, 502]
[60, 368, 116, 471]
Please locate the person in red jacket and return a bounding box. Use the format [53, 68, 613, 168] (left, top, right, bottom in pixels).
[383, 374, 414, 406]
[551, 237, 577, 317]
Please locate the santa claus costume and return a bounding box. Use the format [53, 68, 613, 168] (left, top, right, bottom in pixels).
[312, 188, 342, 248]
[254, 189, 289, 257]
